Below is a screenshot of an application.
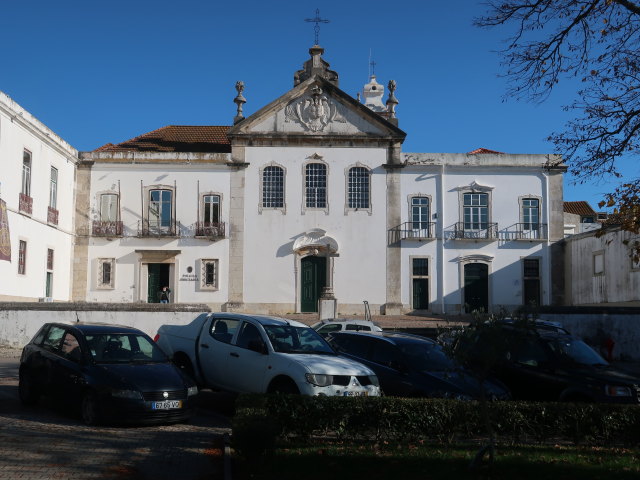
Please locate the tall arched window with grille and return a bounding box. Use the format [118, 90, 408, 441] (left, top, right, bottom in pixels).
[262, 166, 284, 208]
[347, 166, 370, 209]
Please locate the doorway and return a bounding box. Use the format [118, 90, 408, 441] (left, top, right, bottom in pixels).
[300, 256, 326, 313]
[147, 263, 170, 303]
[464, 263, 489, 313]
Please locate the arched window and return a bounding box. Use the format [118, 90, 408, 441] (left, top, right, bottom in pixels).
[262, 166, 284, 208]
[348, 167, 370, 209]
[305, 163, 327, 208]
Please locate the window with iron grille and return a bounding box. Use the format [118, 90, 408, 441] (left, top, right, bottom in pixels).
[97, 258, 115, 288]
[305, 163, 327, 209]
[18, 240, 27, 275]
[201, 259, 219, 290]
[22, 150, 32, 196]
[523, 258, 541, 306]
[262, 166, 284, 208]
[47, 249, 54, 271]
[347, 167, 370, 209]
[411, 257, 430, 310]
[49, 167, 58, 209]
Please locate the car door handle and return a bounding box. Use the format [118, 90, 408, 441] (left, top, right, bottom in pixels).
[230, 352, 239, 358]
[200, 343, 209, 349]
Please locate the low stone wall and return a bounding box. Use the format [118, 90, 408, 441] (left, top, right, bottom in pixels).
[0, 303, 211, 348]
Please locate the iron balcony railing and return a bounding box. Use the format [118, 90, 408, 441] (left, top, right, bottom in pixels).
[453, 222, 498, 240]
[138, 219, 177, 237]
[19, 193, 32, 215]
[92, 220, 123, 236]
[514, 223, 548, 240]
[47, 207, 59, 225]
[393, 222, 435, 240]
[195, 222, 226, 238]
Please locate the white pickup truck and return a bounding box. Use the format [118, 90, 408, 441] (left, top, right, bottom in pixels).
[154, 312, 381, 396]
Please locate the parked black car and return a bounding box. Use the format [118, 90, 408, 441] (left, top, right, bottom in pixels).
[326, 331, 510, 400]
[19, 323, 198, 425]
[453, 322, 640, 404]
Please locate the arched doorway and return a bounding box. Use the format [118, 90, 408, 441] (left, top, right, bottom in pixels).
[300, 255, 326, 313]
[464, 263, 488, 313]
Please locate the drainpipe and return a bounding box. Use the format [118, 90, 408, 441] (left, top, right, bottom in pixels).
[542, 169, 550, 306]
[438, 163, 445, 314]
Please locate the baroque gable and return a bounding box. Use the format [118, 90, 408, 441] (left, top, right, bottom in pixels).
[227, 77, 405, 141]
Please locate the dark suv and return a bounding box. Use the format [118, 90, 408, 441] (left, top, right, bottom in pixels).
[327, 331, 509, 400]
[456, 323, 640, 403]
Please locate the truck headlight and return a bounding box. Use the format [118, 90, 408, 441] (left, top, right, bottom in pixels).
[368, 375, 380, 387]
[605, 385, 632, 397]
[305, 373, 333, 387]
[111, 389, 143, 400]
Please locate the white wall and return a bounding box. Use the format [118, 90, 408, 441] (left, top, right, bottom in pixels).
[0, 91, 78, 301]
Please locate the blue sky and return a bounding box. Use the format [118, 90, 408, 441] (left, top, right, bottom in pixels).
[1, 0, 635, 207]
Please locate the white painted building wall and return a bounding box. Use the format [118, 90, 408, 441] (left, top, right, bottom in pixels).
[242, 146, 388, 312]
[85, 160, 232, 305]
[0, 91, 78, 301]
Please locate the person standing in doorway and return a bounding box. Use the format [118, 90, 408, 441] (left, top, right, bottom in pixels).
[159, 286, 171, 304]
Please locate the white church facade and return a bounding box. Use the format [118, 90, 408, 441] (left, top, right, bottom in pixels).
[1, 46, 566, 315]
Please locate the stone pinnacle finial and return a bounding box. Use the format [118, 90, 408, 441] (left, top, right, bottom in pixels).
[233, 81, 246, 125]
[386, 80, 399, 119]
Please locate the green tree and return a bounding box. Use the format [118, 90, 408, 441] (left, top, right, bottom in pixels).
[476, 0, 640, 245]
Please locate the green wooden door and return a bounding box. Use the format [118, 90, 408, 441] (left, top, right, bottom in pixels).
[148, 264, 170, 303]
[412, 278, 429, 309]
[301, 256, 326, 313]
[464, 263, 488, 313]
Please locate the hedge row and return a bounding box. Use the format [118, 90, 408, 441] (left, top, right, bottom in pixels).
[233, 394, 640, 447]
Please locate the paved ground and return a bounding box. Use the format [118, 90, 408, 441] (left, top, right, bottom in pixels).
[0, 351, 231, 480]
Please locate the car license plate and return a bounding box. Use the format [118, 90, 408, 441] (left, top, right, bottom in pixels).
[152, 400, 182, 410]
[343, 391, 368, 397]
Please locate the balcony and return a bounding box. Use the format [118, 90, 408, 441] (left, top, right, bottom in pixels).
[195, 222, 226, 239]
[392, 222, 435, 241]
[138, 220, 177, 237]
[47, 207, 59, 226]
[453, 222, 498, 240]
[92, 220, 123, 236]
[514, 223, 548, 241]
[19, 193, 32, 215]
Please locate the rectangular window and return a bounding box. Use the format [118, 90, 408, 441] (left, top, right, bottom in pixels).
[411, 197, 430, 230]
[49, 167, 58, 209]
[348, 167, 370, 209]
[262, 166, 285, 208]
[97, 258, 115, 289]
[411, 257, 429, 310]
[463, 193, 488, 230]
[22, 150, 32, 196]
[100, 194, 118, 222]
[47, 249, 54, 270]
[203, 195, 220, 224]
[201, 259, 219, 290]
[149, 189, 172, 233]
[523, 258, 540, 306]
[305, 163, 327, 209]
[593, 251, 605, 276]
[522, 198, 539, 230]
[18, 240, 27, 275]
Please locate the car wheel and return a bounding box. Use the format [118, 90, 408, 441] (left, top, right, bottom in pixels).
[81, 391, 100, 426]
[18, 370, 39, 406]
[267, 378, 299, 395]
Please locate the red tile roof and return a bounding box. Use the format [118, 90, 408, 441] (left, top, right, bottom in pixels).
[564, 201, 596, 216]
[467, 148, 504, 155]
[94, 126, 231, 153]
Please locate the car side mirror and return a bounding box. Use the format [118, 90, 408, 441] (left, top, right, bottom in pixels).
[248, 339, 268, 355]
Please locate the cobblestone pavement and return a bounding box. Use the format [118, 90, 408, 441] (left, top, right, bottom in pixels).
[0, 353, 231, 480]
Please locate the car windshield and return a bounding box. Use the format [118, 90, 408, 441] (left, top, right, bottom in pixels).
[546, 337, 608, 366]
[399, 342, 457, 371]
[263, 325, 335, 354]
[86, 333, 169, 364]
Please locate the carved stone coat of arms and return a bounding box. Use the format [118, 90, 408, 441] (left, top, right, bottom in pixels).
[285, 86, 346, 132]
